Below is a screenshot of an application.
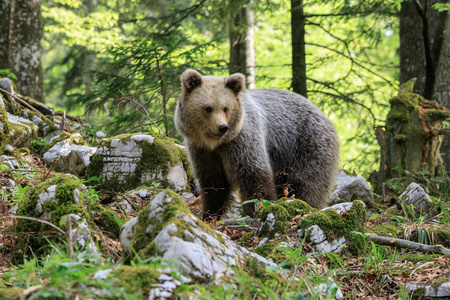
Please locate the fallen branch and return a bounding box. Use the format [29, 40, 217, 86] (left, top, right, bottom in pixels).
[0, 87, 45, 117]
[369, 234, 450, 255]
[54, 111, 85, 123]
[221, 218, 260, 226]
[1, 215, 65, 235]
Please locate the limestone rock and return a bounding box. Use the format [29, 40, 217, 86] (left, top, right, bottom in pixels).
[15, 174, 99, 258]
[1, 155, 19, 169]
[121, 190, 274, 283]
[331, 171, 373, 202]
[87, 134, 191, 192]
[43, 133, 97, 176]
[298, 201, 366, 254]
[7, 112, 38, 148]
[406, 279, 450, 298]
[398, 182, 432, 216]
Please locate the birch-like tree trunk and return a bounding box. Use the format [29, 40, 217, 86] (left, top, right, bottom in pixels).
[0, 0, 43, 102]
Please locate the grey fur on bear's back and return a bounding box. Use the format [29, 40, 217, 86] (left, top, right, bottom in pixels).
[242, 88, 339, 208]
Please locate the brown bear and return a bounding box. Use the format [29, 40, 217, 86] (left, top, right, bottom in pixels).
[175, 69, 339, 219]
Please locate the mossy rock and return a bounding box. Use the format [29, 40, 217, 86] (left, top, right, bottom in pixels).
[297, 200, 367, 254]
[86, 133, 193, 193]
[14, 173, 89, 260]
[91, 204, 124, 238]
[6, 113, 38, 148]
[111, 265, 162, 297]
[259, 198, 316, 238]
[130, 189, 218, 260]
[0, 104, 10, 153]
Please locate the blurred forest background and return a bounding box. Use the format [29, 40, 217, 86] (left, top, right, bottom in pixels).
[1, 0, 449, 177]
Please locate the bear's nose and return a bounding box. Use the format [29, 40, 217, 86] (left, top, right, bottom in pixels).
[219, 124, 229, 135]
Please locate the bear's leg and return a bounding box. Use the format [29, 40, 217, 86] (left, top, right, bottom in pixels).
[189, 147, 232, 220]
[224, 144, 277, 217]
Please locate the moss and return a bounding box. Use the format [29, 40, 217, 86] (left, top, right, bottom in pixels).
[112, 265, 161, 297]
[0, 287, 21, 300]
[429, 228, 450, 248]
[410, 287, 426, 300]
[431, 277, 450, 288]
[87, 134, 193, 192]
[297, 200, 367, 254]
[255, 241, 289, 264]
[91, 204, 124, 238]
[324, 252, 344, 269]
[399, 253, 439, 262]
[14, 173, 89, 261]
[371, 224, 399, 238]
[259, 198, 316, 238]
[0, 104, 10, 153]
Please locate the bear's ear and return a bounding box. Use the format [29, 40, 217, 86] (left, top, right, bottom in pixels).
[181, 69, 203, 93]
[225, 73, 245, 94]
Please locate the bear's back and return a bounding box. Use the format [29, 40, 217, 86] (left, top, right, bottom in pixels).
[245, 88, 338, 170]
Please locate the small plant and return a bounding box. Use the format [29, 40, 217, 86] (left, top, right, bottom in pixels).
[0, 68, 17, 80]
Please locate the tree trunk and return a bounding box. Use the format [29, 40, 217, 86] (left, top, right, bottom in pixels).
[229, 0, 255, 89]
[291, 0, 307, 98]
[376, 80, 450, 192]
[399, 0, 450, 172]
[0, 0, 43, 102]
[433, 12, 450, 173]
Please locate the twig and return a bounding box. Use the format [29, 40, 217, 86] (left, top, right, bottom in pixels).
[118, 90, 162, 135]
[0, 87, 45, 117]
[221, 218, 260, 226]
[10, 169, 45, 173]
[43, 156, 60, 182]
[54, 111, 85, 123]
[369, 234, 450, 255]
[57, 111, 66, 134]
[1, 215, 65, 235]
[67, 214, 73, 259]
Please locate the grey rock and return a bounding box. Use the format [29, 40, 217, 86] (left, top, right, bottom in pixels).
[331, 171, 373, 202]
[1, 155, 19, 169]
[407, 280, 450, 297]
[7, 113, 38, 148]
[4, 144, 14, 154]
[313, 277, 344, 299]
[36, 184, 57, 214]
[119, 218, 138, 255]
[43, 133, 97, 176]
[298, 202, 365, 253]
[298, 225, 346, 253]
[121, 190, 274, 283]
[148, 274, 181, 300]
[89, 134, 188, 192]
[95, 131, 107, 139]
[181, 192, 195, 202]
[398, 182, 432, 215]
[166, 162, 188, 192]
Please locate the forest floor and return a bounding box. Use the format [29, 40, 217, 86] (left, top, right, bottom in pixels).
[0, 152, 449, 299]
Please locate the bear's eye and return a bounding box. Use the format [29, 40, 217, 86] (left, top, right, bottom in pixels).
[224, 107, 228, 113]
[205, 107, 213, 113]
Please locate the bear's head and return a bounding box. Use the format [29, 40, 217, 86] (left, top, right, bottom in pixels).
[175, 69, 245, 150]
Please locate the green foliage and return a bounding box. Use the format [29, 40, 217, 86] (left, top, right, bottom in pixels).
[0, 69, 17, 80]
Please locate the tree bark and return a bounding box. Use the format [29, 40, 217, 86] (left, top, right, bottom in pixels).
[376, 80, 450, 191]
[291, 0, 307, 98]
[400, 0, 450, 172]
[0, 0, 43, 102]
[229, 0, 255, 89]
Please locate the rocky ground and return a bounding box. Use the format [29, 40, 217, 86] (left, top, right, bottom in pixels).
[0, 79, 450, 299]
